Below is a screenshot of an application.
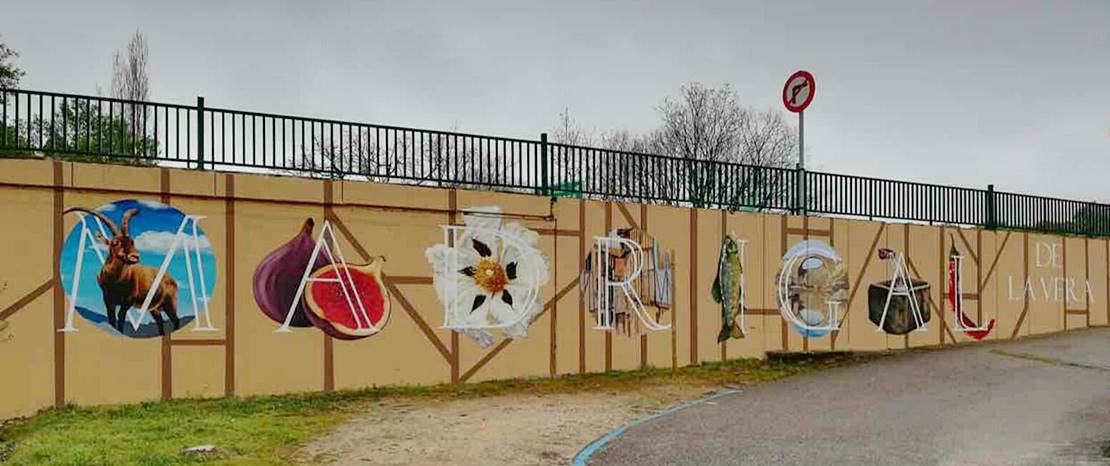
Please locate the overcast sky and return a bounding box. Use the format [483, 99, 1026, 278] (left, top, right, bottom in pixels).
[4, 1, 1108, 200]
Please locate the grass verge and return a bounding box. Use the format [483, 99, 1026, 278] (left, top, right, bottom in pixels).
[0, 352, 877, 466]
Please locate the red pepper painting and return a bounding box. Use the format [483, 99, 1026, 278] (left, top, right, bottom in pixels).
[948, 244, 994, 340]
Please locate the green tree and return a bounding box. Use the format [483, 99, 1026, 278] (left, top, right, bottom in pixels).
[40, 100, 157, 165]
[0, 122, 31, 157]
[0, 38, 23, 90]
[42, 30, 156, 164]
[1, 37, 31, 156]
[1067, 203, 1110, 236]
[1, 32, 157, 163]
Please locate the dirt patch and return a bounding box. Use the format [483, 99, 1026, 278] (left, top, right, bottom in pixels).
[295, 353, 876, 465]
[298, 385, 714, 466]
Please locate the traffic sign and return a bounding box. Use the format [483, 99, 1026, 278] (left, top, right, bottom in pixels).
[782, 71, 815, 113]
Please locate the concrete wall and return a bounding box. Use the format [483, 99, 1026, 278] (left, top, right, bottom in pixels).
[0, 157, 1105, 419]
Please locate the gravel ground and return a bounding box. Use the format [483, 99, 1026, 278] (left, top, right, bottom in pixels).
[298, 385, 712, 466]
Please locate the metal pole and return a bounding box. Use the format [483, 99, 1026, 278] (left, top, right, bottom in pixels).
[797, 111, 806, 215]
[793, 163, 801, 215]
[986, 184, 996, 230]
[196, 96, 205, 170]
[798, 110, 805, 169]
[539, 132, 549, 197]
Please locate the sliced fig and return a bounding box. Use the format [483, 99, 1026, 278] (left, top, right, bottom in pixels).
[252, 218, 327, 327]
[303, 258, 390, 340]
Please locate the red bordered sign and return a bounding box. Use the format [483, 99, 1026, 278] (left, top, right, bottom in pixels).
[782, 70, 815, 113]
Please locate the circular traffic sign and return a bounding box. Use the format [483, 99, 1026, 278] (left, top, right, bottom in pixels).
[782, 70, 815, 113]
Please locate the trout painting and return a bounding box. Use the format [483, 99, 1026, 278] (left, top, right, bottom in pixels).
[713, 233, 746, 342]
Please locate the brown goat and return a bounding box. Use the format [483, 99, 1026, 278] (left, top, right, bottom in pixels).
[65, 207, 181, 336]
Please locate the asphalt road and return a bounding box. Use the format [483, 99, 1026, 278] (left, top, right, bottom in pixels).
[589, 328, 1110, 466]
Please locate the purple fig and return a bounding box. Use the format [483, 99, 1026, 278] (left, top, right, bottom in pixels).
[253, 218, 328, 327]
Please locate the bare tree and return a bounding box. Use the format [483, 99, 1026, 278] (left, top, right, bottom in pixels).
[549, 109, 660, 199]
[654, 83, 747, 163]
[290, 126, 413, 182]
[288, 125, 511, 191]
[548, 109, 675, 201]
[546, 108, 593, 197]
[111, 31, 150, 103]
[550, 83, 799, 207]
[110, 30, 150, 152]
[596, 129, 666, 201]
[290, 128, 373, 180]
[738, 109, 797, 169]
[650, 83, 798, 208]
[447, 133, 515, 190]
[598, 129, 651, 153]
[730, 108, 799, 210]
[551, 107, 592, 146]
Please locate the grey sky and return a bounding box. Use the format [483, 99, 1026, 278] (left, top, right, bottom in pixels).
[4, 1, 1108, 200]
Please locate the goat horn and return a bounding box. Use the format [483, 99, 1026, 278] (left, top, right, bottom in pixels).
[63, 207, 121, 237]
[121, 208, 140, 235]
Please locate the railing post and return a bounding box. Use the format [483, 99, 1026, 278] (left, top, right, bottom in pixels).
[539, 132, 549, 197]
[1085, 201, 1095, 237]
[791, 163, 798, 214]
[801, 165, 808, 215]
[196, 96, 205, 170]
[1098, 202, 1105, 237]
[986, 183, 996, 230]
[793, 163, 806, 215]
[1099, 202, 1107, 237]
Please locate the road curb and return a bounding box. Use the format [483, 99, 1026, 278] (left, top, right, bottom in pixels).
[571, 388, 743, 466]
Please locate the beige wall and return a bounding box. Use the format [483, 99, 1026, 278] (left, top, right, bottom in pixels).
[0, 157, 1106, 419]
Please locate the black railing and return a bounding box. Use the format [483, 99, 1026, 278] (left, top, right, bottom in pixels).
[806, 171, 988, 226]
[2, 88, 1108, 237]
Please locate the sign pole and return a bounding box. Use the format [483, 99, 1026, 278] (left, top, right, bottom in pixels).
[798, 110, 804, 170]
[798, 110, 805, 215]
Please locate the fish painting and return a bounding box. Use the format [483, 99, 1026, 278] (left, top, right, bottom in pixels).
[712, 233, 745, 342]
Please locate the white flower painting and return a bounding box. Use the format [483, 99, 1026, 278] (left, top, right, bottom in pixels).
[426, 206, 549, 348]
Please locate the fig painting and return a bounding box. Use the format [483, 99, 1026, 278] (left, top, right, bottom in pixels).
[253, 218, 390, 340]
[59, 199, 217, 338]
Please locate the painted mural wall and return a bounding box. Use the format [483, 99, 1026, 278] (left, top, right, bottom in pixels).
[0, 157, 1106, 419]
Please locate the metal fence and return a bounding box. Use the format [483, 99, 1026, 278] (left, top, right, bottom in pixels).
[2, 88, 1108, 237]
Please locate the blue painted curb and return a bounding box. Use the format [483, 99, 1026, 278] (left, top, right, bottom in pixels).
[571, 389, 742, 466]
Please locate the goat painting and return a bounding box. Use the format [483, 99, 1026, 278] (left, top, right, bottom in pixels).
[59, 200, 217, 338]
